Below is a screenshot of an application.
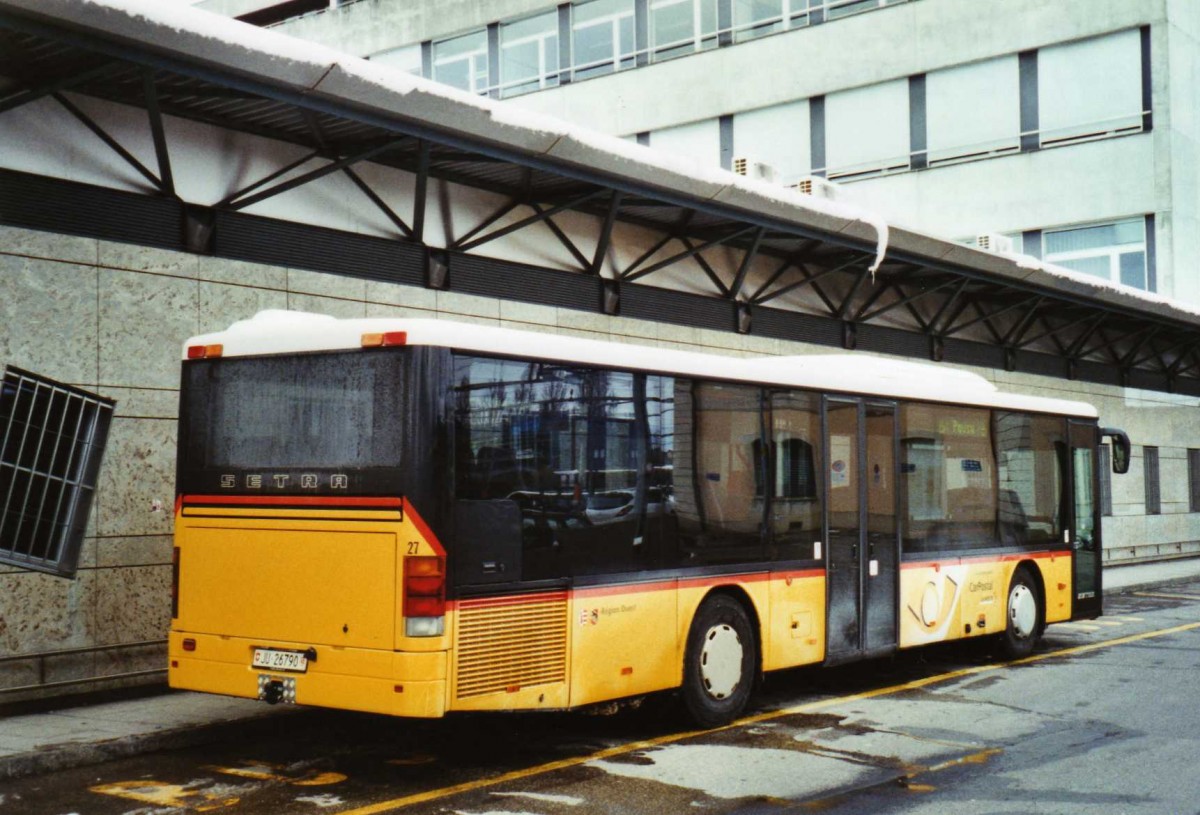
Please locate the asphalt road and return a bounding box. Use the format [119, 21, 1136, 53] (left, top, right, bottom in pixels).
[5, 584, 1200, 815]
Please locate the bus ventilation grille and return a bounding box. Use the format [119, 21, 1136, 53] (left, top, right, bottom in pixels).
[455, 592, 568, 699]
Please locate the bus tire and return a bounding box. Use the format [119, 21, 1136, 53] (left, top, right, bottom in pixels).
[999, 567, 1042, 660]
[681, 594, 756, 729]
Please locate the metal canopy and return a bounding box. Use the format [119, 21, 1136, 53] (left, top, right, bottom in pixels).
[2, 4, 1200, 394]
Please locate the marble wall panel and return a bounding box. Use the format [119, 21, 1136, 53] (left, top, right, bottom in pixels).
[95, 536, 173, 569]
[97, 240, 199, 279]
[94, 640, 167, 677]
[197, 256, 287, 290]
[93, 564, 172, 646]
[436, 290, 501, 320]
[98, 269, 198, 389]
[365, 303, 439, 319]
[288, 268, 367, 301]
[0, 225, 98, 265]
[286, 292, 367, 319]
[0, 656, 39, 692]
[365, 279, 437, 310]
[100, 386, 180, 421]
[199, 280, 288, 334]
[95, 417, 177, 538]
[0, 255, 98, 385]
[0, 569, 94, 657]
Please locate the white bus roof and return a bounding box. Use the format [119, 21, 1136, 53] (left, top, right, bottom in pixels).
[185, 310, 1099, 418]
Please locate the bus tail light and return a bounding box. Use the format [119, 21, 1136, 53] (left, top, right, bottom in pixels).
[404, 555, 445, 637]
[171, 546, 180, 619]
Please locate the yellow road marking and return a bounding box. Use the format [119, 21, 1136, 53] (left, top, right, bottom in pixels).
[1134, 591, 1200, 601]
[335, 620, 1200, 815]
[207, 762, 347, 786]
[89, 780, 239, 811]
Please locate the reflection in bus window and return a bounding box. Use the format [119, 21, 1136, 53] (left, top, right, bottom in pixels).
[452, 356, 644, 578]
[675, 382, 765, 561]
[768, 391, 821, 560]
[899, 405, 996, 553]
[996, 412, 1065, 546]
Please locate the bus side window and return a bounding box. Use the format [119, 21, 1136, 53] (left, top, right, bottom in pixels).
[673, 382, 767, 564]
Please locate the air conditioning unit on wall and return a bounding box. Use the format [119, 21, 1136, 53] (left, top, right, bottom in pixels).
[975, 233, 1015, 254]
[788, 175, 841, 201]
[733, 156, 777, 183]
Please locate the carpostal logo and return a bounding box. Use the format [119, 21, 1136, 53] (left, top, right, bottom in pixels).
[220, 474, 349, 490]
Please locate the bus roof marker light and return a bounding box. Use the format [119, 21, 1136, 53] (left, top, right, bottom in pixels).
[186, 344, 223, 359]
[361, 331, 407, 348]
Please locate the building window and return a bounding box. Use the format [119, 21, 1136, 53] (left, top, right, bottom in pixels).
[649, 118, 722, 166]
[1099, 445, 1113, 517]
[1189, 449, 1200, 513]
[926, 55, 1020, 165]
[432, 30, 490, 94]
[1144, 446, 1160, 515]
[370, 43, 423, 75]
[650, 0, 719, 62]
[826, 0, 896, 21]
[732, 0, 814, 42]
[823, 78, 910, 179]
[572, 0, 636, 81]
[1038, 29, 1144, 147]
[500, 11, 560, 97]
[0, 367, 115, 578]
[1043, 217, 1149, 290]
[733, 100, 811, 183]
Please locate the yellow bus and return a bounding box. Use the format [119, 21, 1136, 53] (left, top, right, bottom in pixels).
[169, 311, 1129, 727]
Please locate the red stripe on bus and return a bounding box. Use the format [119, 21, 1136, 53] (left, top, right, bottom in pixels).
[900, 550, 1072, 570]
[183, 494, 403, 508]
[402, 497, 447, 557]
[453, 591, 570, 610]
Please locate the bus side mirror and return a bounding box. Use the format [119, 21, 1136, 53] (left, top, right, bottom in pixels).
[1101, 427, 1131, 474]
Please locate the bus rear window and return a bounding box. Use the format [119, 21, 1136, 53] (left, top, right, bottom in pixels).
[181, 351, 405, 471]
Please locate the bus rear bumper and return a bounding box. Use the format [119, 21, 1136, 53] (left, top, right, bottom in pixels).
[167, 631, 448, 718]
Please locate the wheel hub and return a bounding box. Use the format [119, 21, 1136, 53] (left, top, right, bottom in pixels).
[700, 623, 743, 699]
[1009, 583, 1037, 639]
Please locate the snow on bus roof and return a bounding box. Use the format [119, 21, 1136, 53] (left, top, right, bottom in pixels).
[184, 311, 1098, 418]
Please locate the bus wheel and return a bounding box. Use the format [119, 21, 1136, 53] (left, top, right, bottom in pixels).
[999, 567, 1042, 659]
[682, 595, 756, 729]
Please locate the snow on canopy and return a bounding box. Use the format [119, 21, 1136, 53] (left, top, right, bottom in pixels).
[7, 0, 1194, 322]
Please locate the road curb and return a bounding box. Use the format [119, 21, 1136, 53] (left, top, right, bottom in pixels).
[0, 707, 301, 782]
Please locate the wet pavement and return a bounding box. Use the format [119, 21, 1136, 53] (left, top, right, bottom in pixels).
[2, 582, 1199, 814]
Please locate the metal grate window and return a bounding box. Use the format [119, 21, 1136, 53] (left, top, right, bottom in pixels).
[1099, 445, 1113, 517]
[0, 367, 114, 577]
[1143, 445, 1160, 516]
[1189, 449, 1200, 513]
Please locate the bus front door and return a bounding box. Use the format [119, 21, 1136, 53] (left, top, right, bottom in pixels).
[1069, 421, 1102, 619]
[825, 398, 899, 662]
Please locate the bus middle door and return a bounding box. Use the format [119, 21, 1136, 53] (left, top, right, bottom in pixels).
[824, 398, 899, 663]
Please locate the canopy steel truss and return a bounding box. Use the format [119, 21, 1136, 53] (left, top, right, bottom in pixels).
[2, 7, 1200, 394]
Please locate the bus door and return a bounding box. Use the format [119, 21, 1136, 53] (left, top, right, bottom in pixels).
[1069, 421, 1102, 619]
[824, 398, 899, 662]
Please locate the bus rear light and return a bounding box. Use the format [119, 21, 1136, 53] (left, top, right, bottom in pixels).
[404, 555, 445, 637]
[186, 344, 224, 359]
[361, 331, 407, 348]
[182, 638, 196, 652]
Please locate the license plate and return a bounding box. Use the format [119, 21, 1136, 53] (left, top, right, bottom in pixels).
[252, 648, 308, 673]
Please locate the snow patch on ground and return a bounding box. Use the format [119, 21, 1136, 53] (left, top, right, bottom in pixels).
[591, 744, 872, 800]
[295, 793, 345, 808]
[492, 791, 585, 806]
